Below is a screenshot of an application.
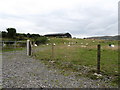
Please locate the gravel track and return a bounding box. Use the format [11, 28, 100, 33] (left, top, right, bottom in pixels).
[2, 50, 117, 88]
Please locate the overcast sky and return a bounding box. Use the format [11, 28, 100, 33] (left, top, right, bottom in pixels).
[0, 0, 118, 38]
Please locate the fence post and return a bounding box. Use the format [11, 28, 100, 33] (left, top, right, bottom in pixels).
[52, 43, 54, 59]
[27, 40, 31, 56]
[97, 44, 101, 74]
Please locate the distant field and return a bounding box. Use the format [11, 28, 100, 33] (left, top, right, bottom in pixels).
[33, 38, 118, 81]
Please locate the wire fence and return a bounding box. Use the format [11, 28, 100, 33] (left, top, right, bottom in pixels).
[32, 42, 118, 74]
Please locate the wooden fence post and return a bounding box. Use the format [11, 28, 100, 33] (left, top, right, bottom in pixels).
[52, 43, 54, 59]
[97, 44, 101, 74]
[27, 40, 31, 56]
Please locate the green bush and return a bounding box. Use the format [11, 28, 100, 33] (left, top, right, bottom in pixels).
[35, 37, 47, 45]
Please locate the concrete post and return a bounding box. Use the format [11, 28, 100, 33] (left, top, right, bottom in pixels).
[27, 40, 31, 56]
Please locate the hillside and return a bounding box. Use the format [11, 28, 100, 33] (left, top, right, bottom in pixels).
[87, 35, 120, 40]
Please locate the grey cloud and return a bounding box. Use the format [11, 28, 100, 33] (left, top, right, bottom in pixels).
[0, 0, 117, 38]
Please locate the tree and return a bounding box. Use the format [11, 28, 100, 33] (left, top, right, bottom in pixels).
[6, 28, 16, 39]
[2, 31, 7, 38]
[27, 33, 31, 38]
[35, 36, 47, 45]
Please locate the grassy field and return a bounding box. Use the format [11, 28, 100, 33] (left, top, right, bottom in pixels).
[33, 38, 118, 76]
[2, 47, 25, 52]
[33, 38, 119, 85]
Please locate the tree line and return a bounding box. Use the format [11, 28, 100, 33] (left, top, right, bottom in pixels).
[2, 28, 47, 45]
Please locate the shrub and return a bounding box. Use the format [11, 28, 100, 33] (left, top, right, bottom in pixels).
[35, 37, 47, 45]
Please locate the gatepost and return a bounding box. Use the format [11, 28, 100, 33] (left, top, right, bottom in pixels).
[27, 40, 31, 56]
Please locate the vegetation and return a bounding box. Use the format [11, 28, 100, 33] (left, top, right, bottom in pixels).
[2, 41, 26, 52]
[2, 28, 43, 41]
[2, 47, 25, 52]
[35, 37, 48, 45]
[32, 38, 119, 86]
[1, 28, 47, 53]
[2, 28, 48, 46]
[7, 28, 16, 39]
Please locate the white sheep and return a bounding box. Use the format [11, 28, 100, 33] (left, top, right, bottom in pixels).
[34, 44, 37, 47]
[53, 43, 56, 46]
[86, 43, 88, 45]
[64, 42, 66, 44]
[111, 45, 115, 47]
[109, 44, 115, 47]
[68, 45, 70, 46]
[3, 43, 6, 47]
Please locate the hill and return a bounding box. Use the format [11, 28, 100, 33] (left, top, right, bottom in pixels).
[87, 35, 120, 40]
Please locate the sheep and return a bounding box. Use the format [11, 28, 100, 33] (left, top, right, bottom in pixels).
[68, 45, 70, 46]
[3, 43, 6, 47]
[64, 42, 66, 44]
[109, 44, 115, 47]
[86, 43, 88, 46]
[34, 44, 37, 47]
[53, 43, 56, 46]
